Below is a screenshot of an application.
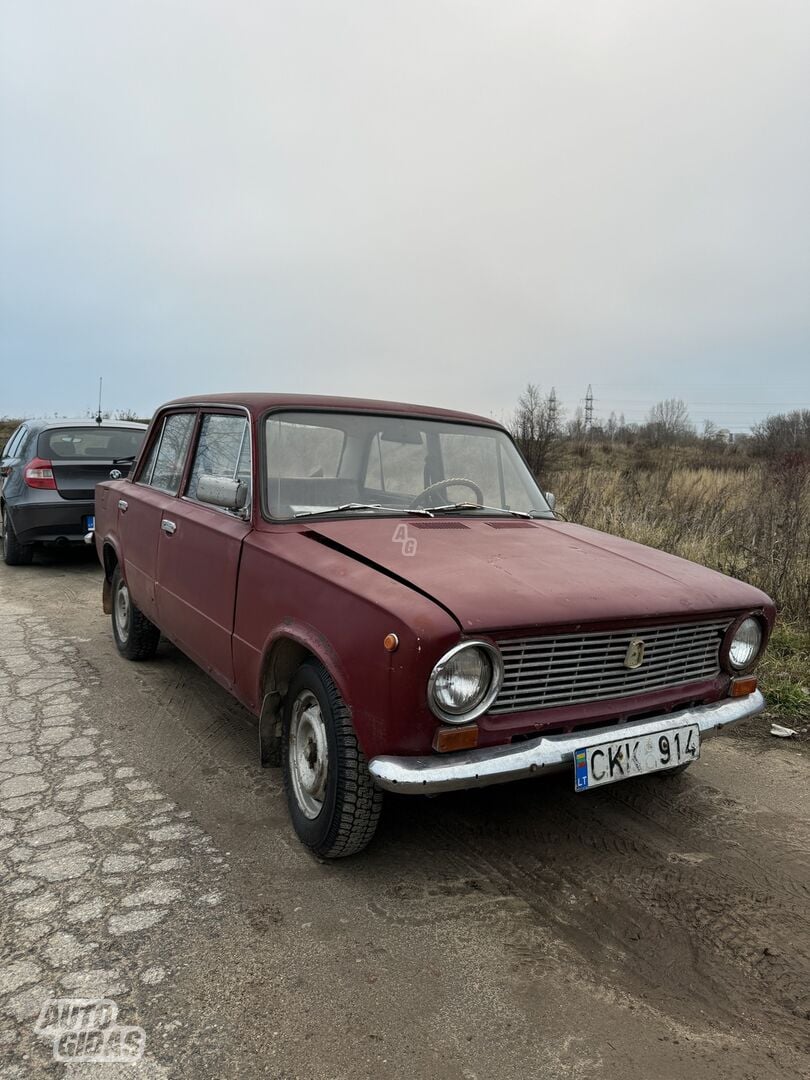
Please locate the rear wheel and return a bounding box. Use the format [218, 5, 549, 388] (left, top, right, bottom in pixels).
[282, 660, 383, 858]
[1, 506, 33, 566]
[111, 564, 160, 661]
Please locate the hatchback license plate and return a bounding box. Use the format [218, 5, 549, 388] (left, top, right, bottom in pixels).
[574, 724, 699, 791]
[85, 516, 95, 530]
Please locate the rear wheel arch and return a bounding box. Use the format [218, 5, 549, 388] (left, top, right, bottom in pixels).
[102, 542, 119, 581]
[101, 542, 120, 614]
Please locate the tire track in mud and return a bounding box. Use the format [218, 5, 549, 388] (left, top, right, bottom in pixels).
[378, 772, 810, 1072]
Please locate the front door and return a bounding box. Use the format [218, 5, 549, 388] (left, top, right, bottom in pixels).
[154, 411, 252, 687]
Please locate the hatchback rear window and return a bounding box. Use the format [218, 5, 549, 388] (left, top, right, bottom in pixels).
[39, 427, 145, 461]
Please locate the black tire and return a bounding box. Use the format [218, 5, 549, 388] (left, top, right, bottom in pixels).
[111, 564, 161, 661]
[1, 506, 33, 566]
[282, 660, 383, 858]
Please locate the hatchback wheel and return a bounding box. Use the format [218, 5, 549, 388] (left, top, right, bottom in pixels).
[282, 660, 383, 858]
[1, 506, 33, 566]
[111, 565, 161, 660]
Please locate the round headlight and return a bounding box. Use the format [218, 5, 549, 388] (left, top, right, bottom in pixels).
[728, 616, 763, 670]
[428, 642, 504, 723]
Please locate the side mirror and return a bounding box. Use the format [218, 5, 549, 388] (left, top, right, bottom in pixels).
[196, 475, 248, 512]
[545, 491, 556, 511]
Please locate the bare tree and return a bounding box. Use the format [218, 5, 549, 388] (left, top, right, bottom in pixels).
[752, 410, 810, 457]
[644, 398, 694, 446]
[510, 383, 562, 477]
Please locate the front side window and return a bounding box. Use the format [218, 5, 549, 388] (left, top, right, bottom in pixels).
[263, 410, 551, 519]
[187, 414, 250, 501]
[140, 413, 196, 494]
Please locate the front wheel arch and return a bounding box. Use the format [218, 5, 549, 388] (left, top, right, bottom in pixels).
[257, 631, 349, 767]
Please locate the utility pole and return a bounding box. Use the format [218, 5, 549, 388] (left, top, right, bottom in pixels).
[584, 384, 594, 436]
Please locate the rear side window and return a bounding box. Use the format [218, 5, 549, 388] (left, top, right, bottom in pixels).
[140, 413, 196, 494]
[187, 414, 250, 501]
[3, 425, 27, 458]
[40, 427, 145, 461]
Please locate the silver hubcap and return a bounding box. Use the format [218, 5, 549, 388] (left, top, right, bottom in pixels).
[114, 581, 131, 643]
[288, 690, 329, 820]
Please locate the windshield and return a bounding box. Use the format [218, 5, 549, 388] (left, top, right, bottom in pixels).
[263, 411, 552, 519]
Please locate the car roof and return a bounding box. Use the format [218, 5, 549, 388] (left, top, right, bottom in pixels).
[160, 393, 503, 429]
[17, 419, 148, 431]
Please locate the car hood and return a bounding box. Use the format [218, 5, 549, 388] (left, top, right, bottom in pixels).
[305, 518, 773, 632]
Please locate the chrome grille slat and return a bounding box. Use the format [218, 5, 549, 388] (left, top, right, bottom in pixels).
[498, 661, 719, 699]
[499, 619, 728, 648]
[499, 642, 720, 678]
[492, 620, 728, 715]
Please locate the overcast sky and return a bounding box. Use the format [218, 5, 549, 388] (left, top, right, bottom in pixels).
[1, 0, 808, 431]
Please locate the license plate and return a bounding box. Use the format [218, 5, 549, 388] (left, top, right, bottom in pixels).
[85, 516, 95, 530]
[574, 724, 699, 791]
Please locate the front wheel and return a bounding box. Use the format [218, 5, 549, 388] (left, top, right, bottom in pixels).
[282, 661, 383, 858]
[111, 565, 160, 661]
[1, 506, 33, 566]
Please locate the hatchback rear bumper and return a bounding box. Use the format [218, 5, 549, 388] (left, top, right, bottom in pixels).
[368, 691, 766, 794]
[8, 499, 95, 545]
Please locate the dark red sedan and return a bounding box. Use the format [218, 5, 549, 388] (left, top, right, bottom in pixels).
[94, 394, 773, 857]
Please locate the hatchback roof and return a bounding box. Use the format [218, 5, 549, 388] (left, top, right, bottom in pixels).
[17, 419, 147, 431]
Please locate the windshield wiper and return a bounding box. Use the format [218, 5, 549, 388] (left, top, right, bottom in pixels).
[429, 502, 533, 519]
[294, 503, 435, 519]
[112, 455, 136, 464]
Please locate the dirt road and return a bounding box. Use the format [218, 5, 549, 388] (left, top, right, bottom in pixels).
[1, 551, 808, 1079]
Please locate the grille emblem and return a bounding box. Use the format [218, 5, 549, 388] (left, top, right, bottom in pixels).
[624, 638, 646, 669]
[109, 469, 122, 480]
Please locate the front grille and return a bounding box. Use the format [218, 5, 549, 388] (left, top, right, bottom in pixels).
[491, 619, 729, 715]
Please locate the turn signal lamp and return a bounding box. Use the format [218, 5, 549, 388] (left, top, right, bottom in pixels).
[730, 676, 758, 698]
[433, 725, 479, 753]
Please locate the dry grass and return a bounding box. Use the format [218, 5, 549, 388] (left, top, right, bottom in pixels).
[551, 452, 810, 724]
[552, 457, 810, 627]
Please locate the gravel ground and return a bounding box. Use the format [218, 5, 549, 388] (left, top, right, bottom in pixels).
[1, 550, 808, 1079]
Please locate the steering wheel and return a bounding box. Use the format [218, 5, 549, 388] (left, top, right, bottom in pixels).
[409, 477, 484, 510]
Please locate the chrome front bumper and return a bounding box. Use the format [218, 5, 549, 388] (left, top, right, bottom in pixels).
[368, 690, 766, 795]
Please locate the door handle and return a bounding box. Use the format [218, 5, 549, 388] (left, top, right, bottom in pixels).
[161, 519, 176, 535]
[118, 500, 128, 512]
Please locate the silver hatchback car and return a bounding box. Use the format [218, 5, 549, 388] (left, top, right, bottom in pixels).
[0, 419, 147, 565]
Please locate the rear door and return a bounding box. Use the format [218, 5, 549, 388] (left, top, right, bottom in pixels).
[119, 412, 197, 622]
[40, 427, 146, 505]
[154, 411, 252, 686]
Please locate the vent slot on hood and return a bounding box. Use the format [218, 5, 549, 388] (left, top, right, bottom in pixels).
[412, 521, 469, 530]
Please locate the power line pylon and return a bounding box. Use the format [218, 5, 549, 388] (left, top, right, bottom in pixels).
[584, 384, 594, 435]
[547, 387, 558, 432]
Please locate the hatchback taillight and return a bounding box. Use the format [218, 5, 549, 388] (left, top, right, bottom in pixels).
[24, 457, 57, 490]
